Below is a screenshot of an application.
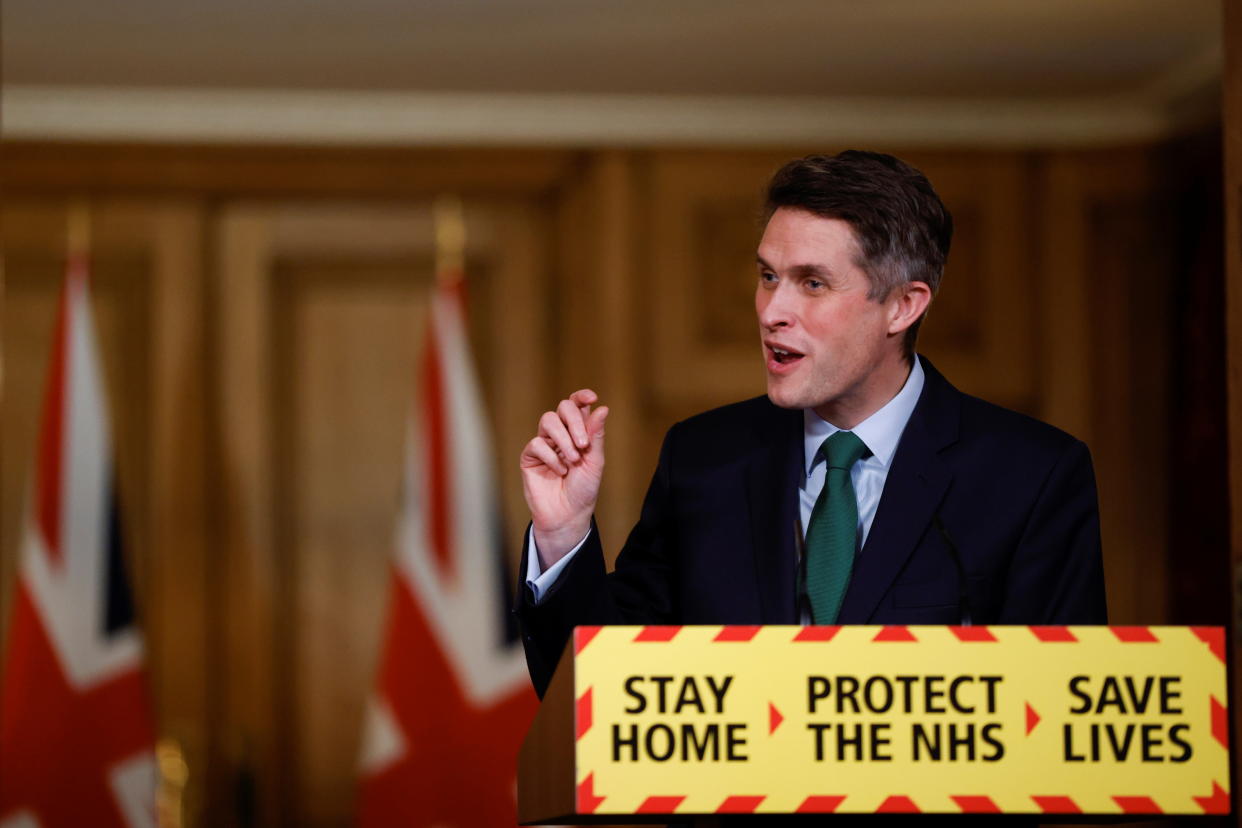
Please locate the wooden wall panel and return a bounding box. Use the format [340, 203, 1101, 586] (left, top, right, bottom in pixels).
[0, 144, 578, 199]
[486, 200, 555, 551]
[277, 269, 424, 824]
[1039, 149, 1169, 626]
[643, 152, 785, 419]
[555, 153, 642, 561]
[901, 152, 1037, 413]
[215, 199, 552, 826]
[215, 205, 282, 827]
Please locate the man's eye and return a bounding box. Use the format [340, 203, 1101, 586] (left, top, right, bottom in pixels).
[759, 271, 777, 284]
[805, 279, 825, 290]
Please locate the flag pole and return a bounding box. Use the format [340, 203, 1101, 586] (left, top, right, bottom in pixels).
[433, 194, 465, 286]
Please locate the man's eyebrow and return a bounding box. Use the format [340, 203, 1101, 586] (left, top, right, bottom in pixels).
[756, 256, 834, 280]
[791, 263, 833, 280]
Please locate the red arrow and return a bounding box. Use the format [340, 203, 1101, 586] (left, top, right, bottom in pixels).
[1025, 702, 1040, 735]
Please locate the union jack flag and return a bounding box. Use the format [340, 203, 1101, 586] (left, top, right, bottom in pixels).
[355, 276, 537, 826]
[0, 255, 157, 827]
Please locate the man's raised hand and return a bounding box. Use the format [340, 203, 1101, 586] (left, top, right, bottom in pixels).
[520, 389, 609, 568]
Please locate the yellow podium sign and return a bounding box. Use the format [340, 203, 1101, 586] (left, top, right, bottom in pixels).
[570, 625, 1229, 816]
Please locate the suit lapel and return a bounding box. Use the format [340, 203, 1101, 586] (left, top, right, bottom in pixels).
[837, 359, 960, 622]
[744, 404, 803, 624]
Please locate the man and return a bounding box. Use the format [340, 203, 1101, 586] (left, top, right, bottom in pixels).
[516, 151, 1106, 697]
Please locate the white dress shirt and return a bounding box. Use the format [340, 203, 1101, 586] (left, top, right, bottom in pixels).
[799, 356, 924, 548]
[527, 357, 926, 603]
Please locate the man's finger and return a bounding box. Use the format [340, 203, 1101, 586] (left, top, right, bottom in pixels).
[571, 389, 600, 439]
[557, 398, 590, 449]
[522, 436, 567, 476]
[538, 410, 581, 462]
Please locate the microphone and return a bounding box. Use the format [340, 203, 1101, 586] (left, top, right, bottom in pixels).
[932, 514, 974, 627]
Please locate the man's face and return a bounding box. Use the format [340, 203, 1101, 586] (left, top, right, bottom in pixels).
[755, 208, 902, 423]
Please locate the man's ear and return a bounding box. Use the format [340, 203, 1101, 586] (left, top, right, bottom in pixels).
[888, 281, 932, 336]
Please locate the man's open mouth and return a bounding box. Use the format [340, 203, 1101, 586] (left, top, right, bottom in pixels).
[769, 345, 804, 365]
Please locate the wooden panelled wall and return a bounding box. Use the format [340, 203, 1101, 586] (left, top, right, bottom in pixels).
[0, 141, 1217, 826]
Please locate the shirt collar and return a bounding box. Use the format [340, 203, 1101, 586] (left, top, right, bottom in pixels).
[802, 355, 926, 476]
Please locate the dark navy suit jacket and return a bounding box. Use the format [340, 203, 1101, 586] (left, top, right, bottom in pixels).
[517, 359, 1107, 696]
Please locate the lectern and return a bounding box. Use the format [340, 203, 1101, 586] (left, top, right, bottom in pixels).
[518, 625, 1230, 823]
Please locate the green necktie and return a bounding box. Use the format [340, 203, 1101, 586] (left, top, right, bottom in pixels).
[804, 430, 869, 624]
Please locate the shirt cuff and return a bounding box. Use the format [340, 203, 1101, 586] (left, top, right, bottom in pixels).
[525, 525, 591, 604]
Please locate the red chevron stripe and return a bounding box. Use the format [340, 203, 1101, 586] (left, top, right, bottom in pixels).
[797, 796, 845, 813]
[1028, 626, 1077, 642]
[716, 796, 764, 813]
[1113, 796, 1162, 814]
[1192, 627, 1226, 663]
[1212, 695, 1229, 750]
[876, 796, 919, 813]
[576, 773, 604, 813]
[1193, 781, 1230, 814]
[574, 626, 602, 655]
[1031, 796, 1081, 813]
[713, 626, 761, 642]
[950, 626, 996, 642]
[634, 626, 681, 642]
[794, 626, 840, 642]
[636, 795, 685, 813]
[873, 626, 917, 642]
[575, 687, 592, 741]
[1111, 626, 1158, 642]
[952, 795, 1000, 813]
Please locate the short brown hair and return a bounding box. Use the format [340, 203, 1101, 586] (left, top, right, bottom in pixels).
[764, 151, 952, 355]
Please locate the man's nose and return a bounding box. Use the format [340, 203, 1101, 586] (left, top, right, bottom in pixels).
[757, 285, 794, 330]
